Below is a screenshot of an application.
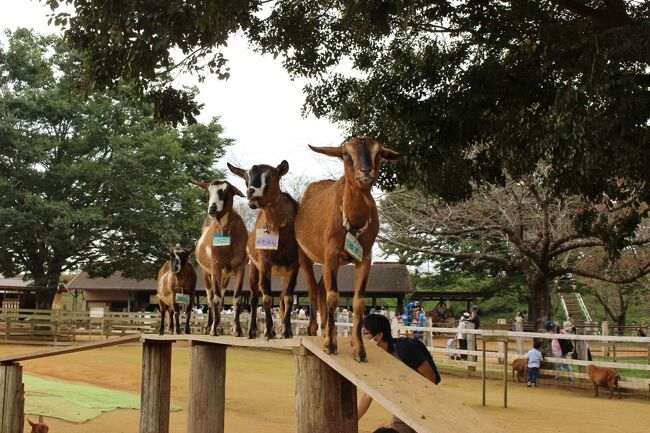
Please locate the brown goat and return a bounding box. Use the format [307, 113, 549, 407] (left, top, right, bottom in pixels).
[156, 245, 197, 335]
[27, 416, 49, 433]
[228, 160, 300, 339]
[512, 358, 528, 382]
[193, 180, 249, 336]
[587, 364, 622, 399]
[295, 137, 403, 361]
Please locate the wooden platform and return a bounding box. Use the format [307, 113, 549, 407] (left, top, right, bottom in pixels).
[0, 334, 141, 364]
[142, 334, 301, 349]
[301, 336, 505, 433]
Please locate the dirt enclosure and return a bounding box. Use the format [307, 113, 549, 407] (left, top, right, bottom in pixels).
[1, 343, 648, 433]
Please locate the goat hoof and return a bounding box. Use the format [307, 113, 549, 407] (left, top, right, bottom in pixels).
[354, 349, 367, 363]
[283, 330, 293, 339]
[265, 329, 276, 340]
[184, 327, 191, 335]
[326, 342, 338, 355]
[233, 328, 244, 338]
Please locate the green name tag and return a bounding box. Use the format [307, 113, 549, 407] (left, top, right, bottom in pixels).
[212, 234, 231, 246]
[344, 232, 363, 261]
[175, 293, 190, 304]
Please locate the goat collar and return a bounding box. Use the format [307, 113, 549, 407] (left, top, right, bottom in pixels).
[340, 204, 371, 238]
[215, 213, 234, 234]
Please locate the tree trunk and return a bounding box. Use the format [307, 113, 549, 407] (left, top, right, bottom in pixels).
[32, 275, 60, 310]
[527, 272, 552, 329]
[616, 314, 626, 336]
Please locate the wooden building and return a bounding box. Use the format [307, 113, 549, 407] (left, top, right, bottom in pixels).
[66, 262, 411, 312]
[0, 276, 36, 309]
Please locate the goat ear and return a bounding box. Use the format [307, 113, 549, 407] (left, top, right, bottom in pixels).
[166, 243, 174, 252]
[27, 418, 36, 427]
[227, 163, 246, 179]
[38, 416, 44, 423]
[230, 184, 245, 198]
[308, 144, 343, 159]
[277, 160, 289, 177]
[379, 146, 404, 160]
[190, 179, 209, 190]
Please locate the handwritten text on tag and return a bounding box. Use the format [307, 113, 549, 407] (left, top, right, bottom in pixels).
[344, 233, 363, 261]
[255, 229, 279, 250]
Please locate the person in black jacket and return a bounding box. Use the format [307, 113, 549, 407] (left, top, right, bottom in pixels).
[358, 314, 441, 433]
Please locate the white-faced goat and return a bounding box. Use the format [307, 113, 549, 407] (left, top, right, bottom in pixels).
[228, 160, 300, 339]
[295, 137, 403, 361]
[192, 180, 249, 336]
[156, 245, 197, 335]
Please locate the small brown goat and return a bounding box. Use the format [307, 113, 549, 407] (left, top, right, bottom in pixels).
[587, 364, 621, 399]
[228, 160, 300, 339]
[27, 416, 49, 433]
[156, 245, 197, 335]
[295, 137, 403, 361]
[193, 180, 248, 336]
[512, 358, 528, 382]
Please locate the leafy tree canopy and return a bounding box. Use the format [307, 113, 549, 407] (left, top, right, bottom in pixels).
[0, 29, 231, 307]
[45, 1, 650, 204]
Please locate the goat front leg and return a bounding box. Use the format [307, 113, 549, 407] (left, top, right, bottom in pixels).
[209, 265, 225, 336]
[351, 257, 371, 362]
[322, 252, 340, 354]
[280, 266, 299, 339]
[259, 258, 275, 340]
[593, 383, 599, 398]
[158, 302, 166, 335]
[203, 273, 214, 334]
[231, 267, 245, 337]
[168, 306, 175, 333]
[173, 303, 181, 335]
[298, 248, 319, 336]
[248, 263, 260, 339]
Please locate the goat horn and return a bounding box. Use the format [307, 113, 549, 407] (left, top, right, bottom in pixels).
[308, 144, 343, 158]
[190, 179, 209, 190]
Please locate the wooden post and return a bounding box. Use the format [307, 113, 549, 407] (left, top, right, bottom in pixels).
[140, 340, 172, 433]
[481, 339, 486, 406]
[0, 363, 24, 433]
[467, 323, 476, 372]
[294, 346, 358, 433]
[497, 319, 506, 363]
[647, 344, 650, 393]
[187, 342, 226, 433]
[515, 320, 524, 355]
[602, 321, 609, 357]
[503, 340, 508, 408]
[576, 328, 588, 378]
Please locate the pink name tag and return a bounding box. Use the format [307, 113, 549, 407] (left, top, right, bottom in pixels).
[255, 229, 279, 250]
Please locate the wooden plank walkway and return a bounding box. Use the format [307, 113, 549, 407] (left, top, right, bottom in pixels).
[301, 336, 505, 433]
[0, 334, 141, 364]
[142, 334, 301, 348]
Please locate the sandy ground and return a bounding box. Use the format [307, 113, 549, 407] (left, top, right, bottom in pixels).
[1, 343, 647, 433]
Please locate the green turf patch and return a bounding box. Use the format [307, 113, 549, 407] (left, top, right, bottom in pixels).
[24, 375, 181, 423]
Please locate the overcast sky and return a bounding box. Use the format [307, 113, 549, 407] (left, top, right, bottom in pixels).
[1, 0, 347, 185]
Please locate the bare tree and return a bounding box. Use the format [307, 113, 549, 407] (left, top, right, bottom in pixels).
[379, 172, 650, 326]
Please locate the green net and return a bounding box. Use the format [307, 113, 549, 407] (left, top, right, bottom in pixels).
[24, 375, 181, 423]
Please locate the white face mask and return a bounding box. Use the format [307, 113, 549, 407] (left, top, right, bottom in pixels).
[369, 336, 378, 345]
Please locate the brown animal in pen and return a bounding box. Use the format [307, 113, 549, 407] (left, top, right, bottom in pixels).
[27, 416, 49, 433]
[295, 137, 403, 361]
[512, 358, 528, 382]
[156, 245, 197, 335]
[587, 364, 621, 399]
[193, 180, 248, 336]
[228, 160, 300, 339]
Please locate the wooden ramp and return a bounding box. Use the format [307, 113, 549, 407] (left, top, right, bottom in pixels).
[301, 336, 505, 433]
[0, 334, 141, 364]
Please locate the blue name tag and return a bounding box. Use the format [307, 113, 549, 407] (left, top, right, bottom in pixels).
[175, 293, 190, 304]
[344, 233, 363, 261]
[212, 234, 231, 246]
